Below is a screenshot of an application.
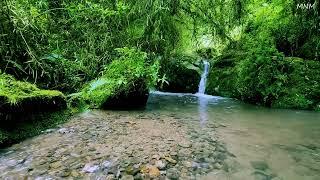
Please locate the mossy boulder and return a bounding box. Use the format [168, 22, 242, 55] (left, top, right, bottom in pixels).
[206, 50, 244, 97]
[206, 50, 320, 110]
[80, 47, 159, 109]
[0, 73, 67, 117]
[157, 54, 201, 93]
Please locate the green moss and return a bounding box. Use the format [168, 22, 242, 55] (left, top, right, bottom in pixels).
[0, 74, 67, 116]
[207, 51, 320, 110]
[206, 50, 244, 97]
[79, 47, 159, 109]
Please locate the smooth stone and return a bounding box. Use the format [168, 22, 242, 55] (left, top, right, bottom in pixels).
[179, 142, 192, 148]
[170, 151, 178, 156]
[155, 160, 166, 170]
[82, 163, 100, 173]
[102, 160, 112, 169]
[106, 174, 116, 180]
[120, 175, 134, 180]
[134, 173, 143, 180]
[182, 161, 192, 168]
[164, 156, 177, 164]
[149, 166, 160, 178]
[50, 161, 62, 169]
[192, 162, 201, 170]
[251, 161, 269, 171]
[59, 170, 71, 177]
[71, 170, 80, 177]
[152, 154, 161, 160]
[166, 168, 180, 180]
[214, 162, 223, 169]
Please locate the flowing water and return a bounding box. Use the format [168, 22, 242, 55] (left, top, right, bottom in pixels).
[197, 61, 210, 94]
[148, 92, 320, 180]
[0, 62, 320, 179]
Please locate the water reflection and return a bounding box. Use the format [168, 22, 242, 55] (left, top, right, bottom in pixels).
[198, 95, 210, 127]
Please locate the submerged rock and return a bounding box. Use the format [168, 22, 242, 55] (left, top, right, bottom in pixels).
[148, 166, 161, 178]
[166, 168, 180, 180]
[82, 163, 100, 173]
[120, 175, 134, 180]
[155, 160, 166, 170]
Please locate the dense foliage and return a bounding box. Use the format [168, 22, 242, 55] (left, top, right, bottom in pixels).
[157, 54, 201, 93]
[77, 47, 159, 109]
[206, 0, 320, 110]
[1, 0, 319, 112]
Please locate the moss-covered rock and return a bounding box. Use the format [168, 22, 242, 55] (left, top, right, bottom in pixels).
[206, 51, 320, 110]
[206, 50, 244, 97]
[157, 54, 201, 93]
[0, 73, 67, 117]
[80, 47, 159, 109]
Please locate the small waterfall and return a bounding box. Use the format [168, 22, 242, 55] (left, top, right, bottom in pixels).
[197, 60, 210, 94]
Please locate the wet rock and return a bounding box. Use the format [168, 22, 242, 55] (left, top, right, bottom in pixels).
[106, 174, 116, 180]
[160, 170, 166, 175]
[134, 173, 143, 180]
[169, 151, 178, 156]
[192, 162, 201, 170]
[216, 145, 227, 153]
[82, 163, 100, 173]
[58, 128, 75, 134]
[166, 168, 180, 180]
[152, 154, 161, 160]
[50, 161, 62, 169]
[125, 165, 140, 175]
[179, 142, 192, 148]
[88, 147, 96, 151]
[149, 166, 160, 178]
[214, 162, 223, 170]
[59, 169, 71, 177]
[251, 161, 269, 171]
[253, 170, 275, 180]
[155, 160, 166, 170]
[120, 175, 134, 180]
[7, 159, 23, 167]
[164, 156, 177, 164]
[182, 161, 192, 168]
[102, 160, 112, 170]
[70, 170, 80, 177]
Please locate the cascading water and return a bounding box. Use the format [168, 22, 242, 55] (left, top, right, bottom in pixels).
[197, 60, 210, 127]
[197, 60, 210, 94]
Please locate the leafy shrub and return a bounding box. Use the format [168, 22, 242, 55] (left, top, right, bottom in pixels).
[79, 47, 159, 108]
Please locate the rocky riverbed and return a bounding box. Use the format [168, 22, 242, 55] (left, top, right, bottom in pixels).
[0, 110, 230, 179]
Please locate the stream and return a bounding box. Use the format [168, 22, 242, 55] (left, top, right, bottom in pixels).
[0, 61, 320, 179]
[0, 92, 319, 179]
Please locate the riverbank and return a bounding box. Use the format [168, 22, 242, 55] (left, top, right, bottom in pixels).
[206, 54, 320, 111]
[0, 109, 229, 179]
[1, 92, 319, 179]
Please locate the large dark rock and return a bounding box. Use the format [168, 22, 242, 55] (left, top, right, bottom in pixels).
[79, 48, 158, 109]
[102, 81, 149, 110]
[157, 54, 201, 93]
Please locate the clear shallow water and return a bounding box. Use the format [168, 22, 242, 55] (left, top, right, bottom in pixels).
[0, 92, 319, 179]
[148, 92, 320, 180]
